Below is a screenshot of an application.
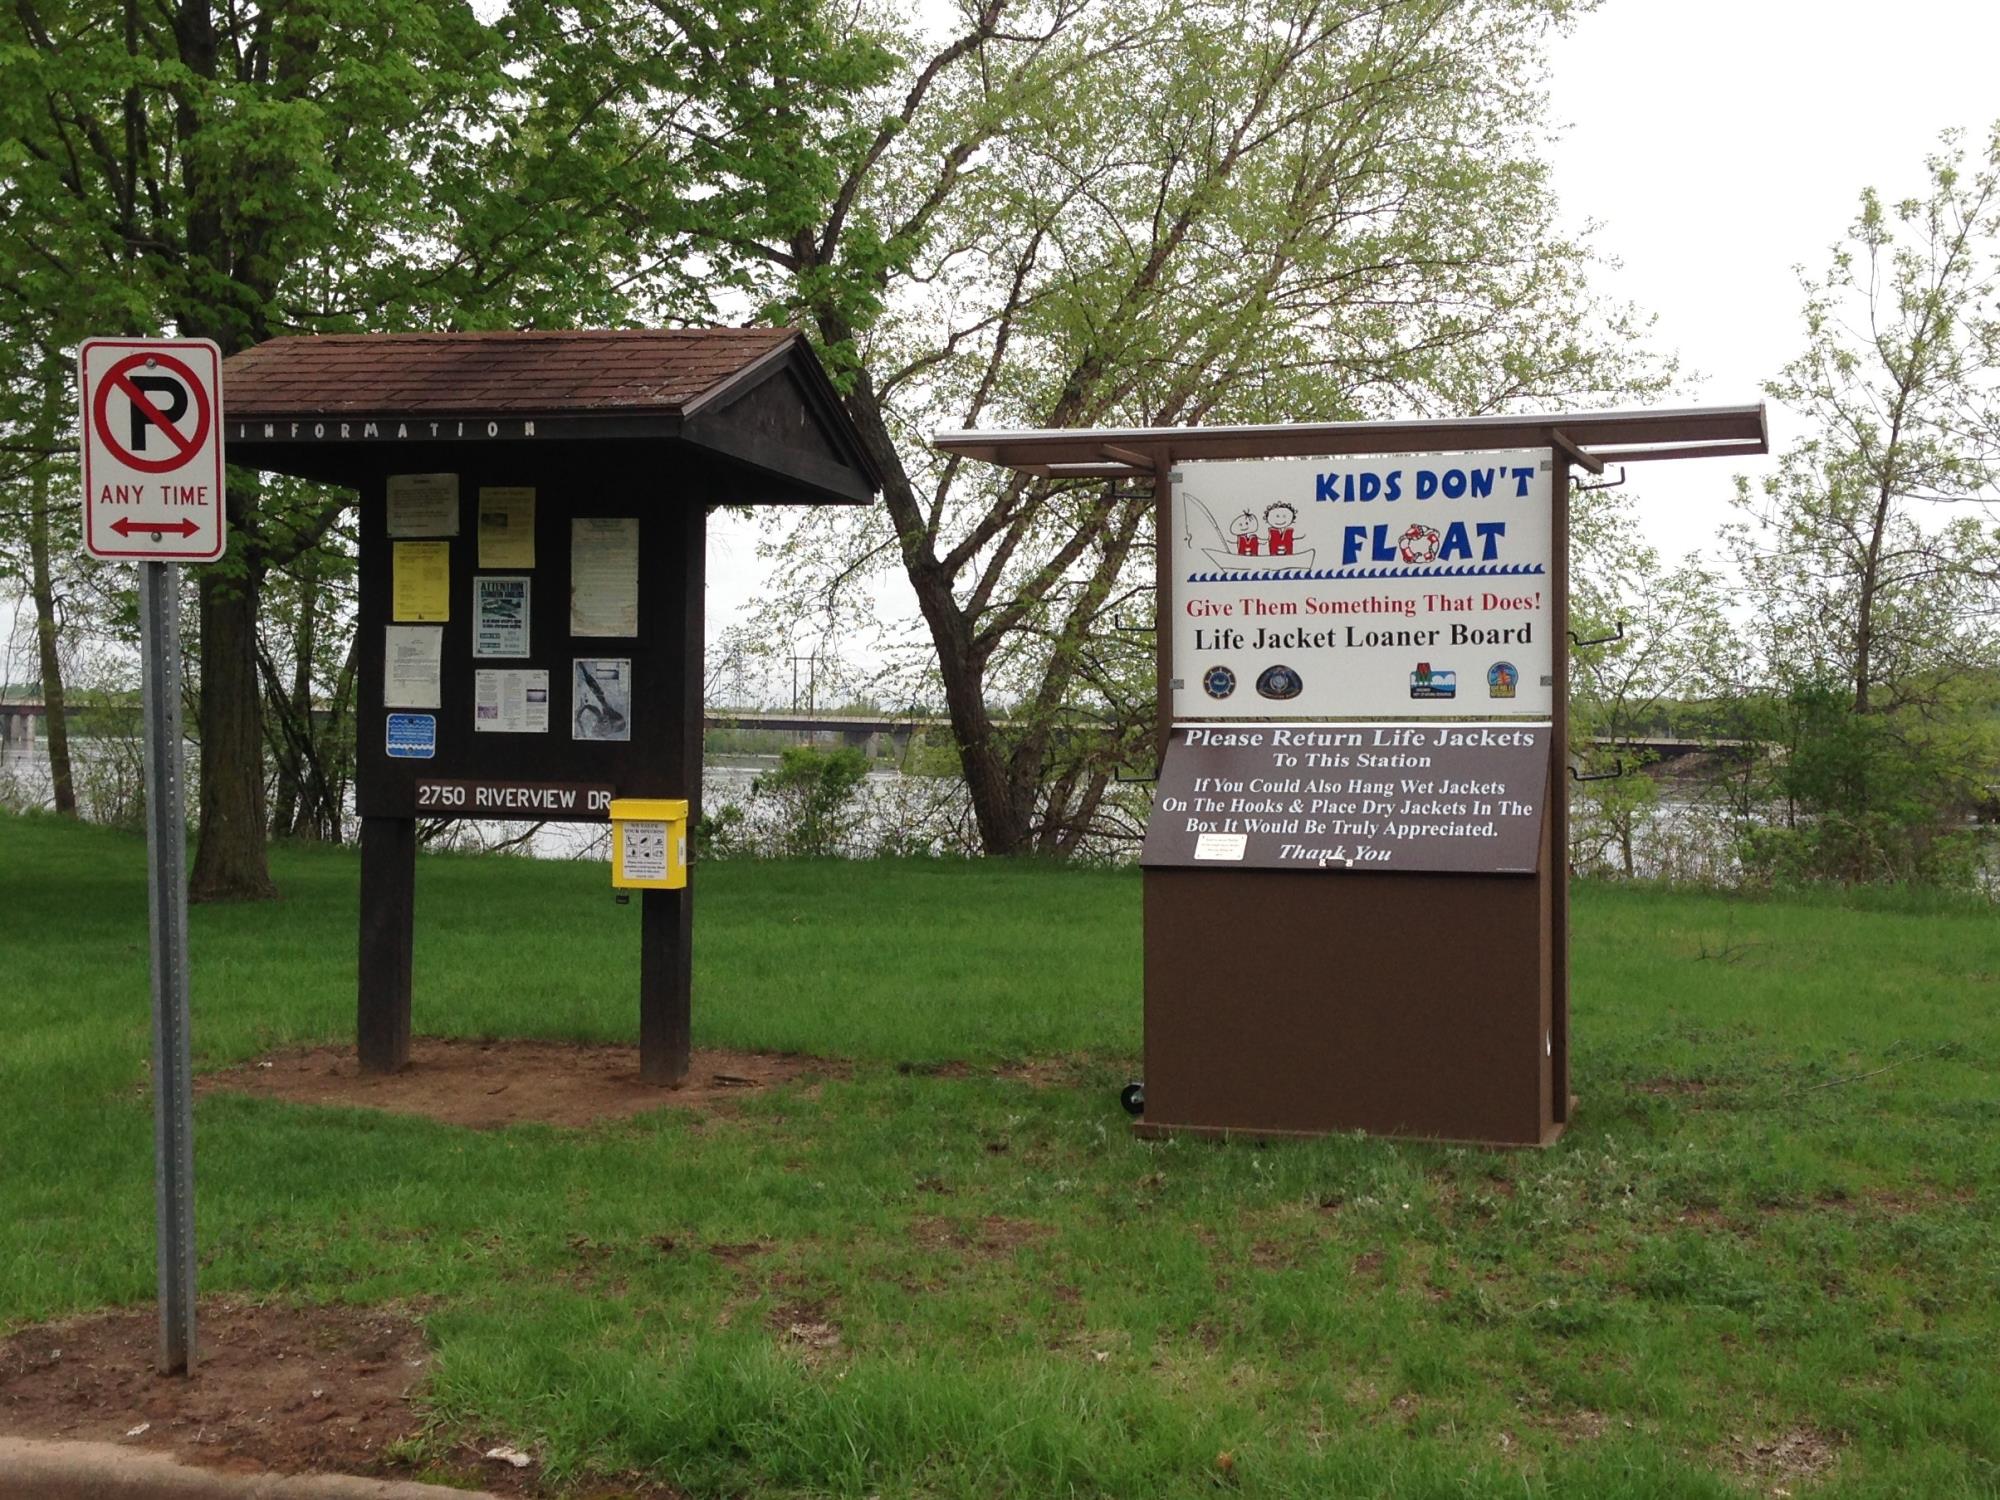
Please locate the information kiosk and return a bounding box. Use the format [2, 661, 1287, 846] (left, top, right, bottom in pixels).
[936, 408, 1766, 1146]
[224, 328, 881, 1083]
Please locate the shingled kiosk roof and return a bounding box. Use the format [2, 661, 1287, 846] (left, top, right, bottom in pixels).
[222, 327, 880, 503]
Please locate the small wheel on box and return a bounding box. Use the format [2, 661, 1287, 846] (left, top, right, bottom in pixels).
[1119, 1081, 1145, 1117]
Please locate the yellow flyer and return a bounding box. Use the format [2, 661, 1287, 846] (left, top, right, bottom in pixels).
[478, 487, 536, 568]
[392, 540, 451, 622]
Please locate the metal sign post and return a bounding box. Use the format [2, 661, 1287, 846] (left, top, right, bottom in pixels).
[78, 336, 225, 1374]
[138, 561, 197, 1373]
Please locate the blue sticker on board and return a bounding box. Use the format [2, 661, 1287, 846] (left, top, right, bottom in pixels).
[386, 713, 437, 759]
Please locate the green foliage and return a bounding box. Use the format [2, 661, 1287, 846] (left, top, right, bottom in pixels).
[750, 745, 872, 858]
[1568, 489, 1745, 880]
[733, 0, 1673, 853]
[1735, 683, 1996, 890]
[0, 0, 914, 888]
[1723, 128, 2000, 888]
[692, 800, 751, 862]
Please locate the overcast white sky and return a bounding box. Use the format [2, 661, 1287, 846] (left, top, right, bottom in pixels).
[1543, 0, 2000, 561]
[709, 0, 2000, 675]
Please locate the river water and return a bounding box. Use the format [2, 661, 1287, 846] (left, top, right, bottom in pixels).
[0, 734, 978, 862]
[6, 732, 1990, 891]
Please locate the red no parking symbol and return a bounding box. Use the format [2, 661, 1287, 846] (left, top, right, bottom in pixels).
[91, 351, 213, 474]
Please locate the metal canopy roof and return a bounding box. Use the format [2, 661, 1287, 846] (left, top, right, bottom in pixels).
[933, 403, 1768, 478]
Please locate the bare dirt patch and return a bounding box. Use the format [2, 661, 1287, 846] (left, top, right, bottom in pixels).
[0, 1299, 678, 1496]
[201, 1038, 845, 1129]
[1633, 1077, 1714, 1097]
[912, 1215, 1055, 1256]
[894, 1057, 1076, 1087]
[0, 1297, 430, 1481]
[1548, 1407, 1611, 1444]
[768, 1302, 843, 1365]
[1248, 1239, 1301, 1271]
[1723, 1426, 1843, 1494]
[703, 1239, 775, 1265]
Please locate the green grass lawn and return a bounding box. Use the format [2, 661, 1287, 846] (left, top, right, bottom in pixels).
[1, 809, 1996, 1498]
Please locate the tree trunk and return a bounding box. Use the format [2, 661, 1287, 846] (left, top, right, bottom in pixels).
[287, 563, 316, 835]
[1852, 467, 1897, 718]
[836, 366, 1037, 853]
[267, 551, 318, 838]
[27, 455, 76, 816]
[188, 515, 276, 901]
[267, 703, 299, 838]
[174, 0, 276, 899]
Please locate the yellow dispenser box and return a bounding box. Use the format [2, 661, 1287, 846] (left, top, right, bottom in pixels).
[609, 798, 689, 890]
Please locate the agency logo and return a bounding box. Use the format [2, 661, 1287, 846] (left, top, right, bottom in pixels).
[1487, 661, 1518, 699]
[1255, 664, 1303, 700]
[1202, 665, 1237, 700]
[1409, 661, 1457, 700]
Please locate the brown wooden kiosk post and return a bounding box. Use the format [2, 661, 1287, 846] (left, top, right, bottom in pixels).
[1153, 468, 1174, 765]
[222, 330, 881, 1080]
[639, 499, 706, 1085]
[1549, 442, 1572, 1126]
[357, 815, 415, 1072]
[937, 407, 1766, 1146]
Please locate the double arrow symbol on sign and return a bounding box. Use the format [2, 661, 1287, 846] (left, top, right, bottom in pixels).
[110, 516, 202, 538]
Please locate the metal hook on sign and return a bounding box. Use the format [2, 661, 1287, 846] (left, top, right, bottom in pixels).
[1573, 464, 1627, 494]
[1569, 620, 1625, 650]
[1568, 758, 1625, 783]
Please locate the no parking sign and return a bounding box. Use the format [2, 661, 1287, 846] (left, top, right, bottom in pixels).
[75, 334, 229, 1373]
[78, 338, 226, 561]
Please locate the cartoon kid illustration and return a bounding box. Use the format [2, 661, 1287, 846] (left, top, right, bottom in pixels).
[1184, 487, 1317, 573]
[1264, 501, 1298, 556]
[1230, 510, 1262, 556]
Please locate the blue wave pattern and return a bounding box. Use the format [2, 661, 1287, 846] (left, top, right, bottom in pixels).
[1186, 562, 1549, 583]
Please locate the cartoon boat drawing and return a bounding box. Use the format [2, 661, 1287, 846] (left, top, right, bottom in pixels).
[1183, 487, 1317, 573]
[1201, 547, 1315, 573]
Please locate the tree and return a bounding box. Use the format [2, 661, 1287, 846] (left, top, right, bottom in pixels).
[1567, 488, 1745, 880]
[258, 489, 359, 840]
[712, 0, 1669, 853]
[1728, 127, 2000, 884]
[751, 745, 873, 858]
[0, 0, 889, 889]
[1, 0, 509, 894]
[5, 355, 83, 815]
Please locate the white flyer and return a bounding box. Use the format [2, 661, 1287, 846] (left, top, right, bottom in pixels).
[385, 473, 459, 537]
[570, 517, 639, 636]
[477, 487, 536, 567]
[621, 820, 668, 881]
[473, 575, 531, 658]
[571, 657, 632, 742]
[383, 625, 442, 709]
[1193, 832, 1249, 861]
[474, 668, 549, 733]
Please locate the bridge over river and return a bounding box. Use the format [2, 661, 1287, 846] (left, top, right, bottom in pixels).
[2, 700, 1756, 763]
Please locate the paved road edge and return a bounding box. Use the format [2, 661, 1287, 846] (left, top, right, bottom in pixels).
[0, 1437, 501, 1499]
